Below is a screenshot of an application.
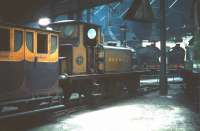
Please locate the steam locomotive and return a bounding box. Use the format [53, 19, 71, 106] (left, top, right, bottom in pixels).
[52, 20, 139, 104]
[168, 44, 185, 69]
[135, 44, 160, 70]
[135, 43, 185, 71]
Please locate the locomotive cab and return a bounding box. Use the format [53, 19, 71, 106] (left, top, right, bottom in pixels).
[51, 20, 101, 75]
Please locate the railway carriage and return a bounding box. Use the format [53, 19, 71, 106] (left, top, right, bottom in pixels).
[0, 23, 62, 119]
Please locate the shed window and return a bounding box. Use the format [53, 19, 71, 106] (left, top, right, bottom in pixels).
[37, 34, 48, 54]
[14, 30, 23, 51]
[0, 28, 10, 51]
[26, 32, 34, 52]
[51, 35, 58, 54]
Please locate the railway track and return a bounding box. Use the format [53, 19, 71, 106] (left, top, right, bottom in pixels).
[0, 77, 183, 123]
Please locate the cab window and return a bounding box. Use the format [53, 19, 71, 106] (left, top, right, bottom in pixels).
[53, 24, 79, 46]
[37, 33, 48, 54]
[26, 32, 34, 52]
[51, 35, 58, 54]
[0, 28, 10, 51]
[14, 30, 23, 51]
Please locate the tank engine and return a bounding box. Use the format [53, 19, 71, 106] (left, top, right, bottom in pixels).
[51, 21, 140, 104]
[135, 44, 161, 70]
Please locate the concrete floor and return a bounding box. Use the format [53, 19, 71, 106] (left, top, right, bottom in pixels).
[27, 84, 200, 131]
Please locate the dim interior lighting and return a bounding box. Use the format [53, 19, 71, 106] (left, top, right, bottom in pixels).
[38, 17, 51, 26]
[87, 28, 97, 39]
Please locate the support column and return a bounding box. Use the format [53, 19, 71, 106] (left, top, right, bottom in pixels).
[160, 0, 168, 95]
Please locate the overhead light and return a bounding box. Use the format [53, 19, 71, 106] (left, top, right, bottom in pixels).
[38, 17, 51, 26]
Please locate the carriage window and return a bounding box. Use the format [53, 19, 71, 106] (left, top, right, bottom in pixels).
[26, 32, 34, 52]
[0, 28, 10, 51]
[51, 35, 58, 54]
[37, 33, 48, 54]
[14, 30, 23, 51]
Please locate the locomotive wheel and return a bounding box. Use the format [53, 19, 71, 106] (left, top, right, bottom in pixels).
[104, 80, 116, 99]
[79, 85, 92, 105]
[63, 88, 74, 108]
[114, 81, 124, 98]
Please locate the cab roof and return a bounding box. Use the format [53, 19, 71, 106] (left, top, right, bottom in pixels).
[51, 20, 100, 28]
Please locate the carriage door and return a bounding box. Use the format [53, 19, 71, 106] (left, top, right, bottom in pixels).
[25, 31, 51, 92]
[24, 31, 35, 93]
[34, 32, 51, 91]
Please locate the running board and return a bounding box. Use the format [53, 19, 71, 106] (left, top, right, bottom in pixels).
[0, 105, 65, 120]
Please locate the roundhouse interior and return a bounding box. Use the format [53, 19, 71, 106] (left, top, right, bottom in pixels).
[0, 0, 200, 131]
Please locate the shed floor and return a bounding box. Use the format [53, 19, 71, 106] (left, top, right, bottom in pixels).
[28, 84, 200, 131]
[1, 84, 200, 131]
